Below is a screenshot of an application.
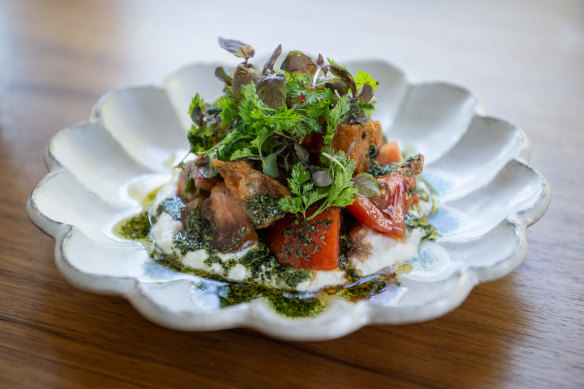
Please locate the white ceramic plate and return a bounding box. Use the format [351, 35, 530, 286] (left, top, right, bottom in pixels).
[28, 60, 550, 341]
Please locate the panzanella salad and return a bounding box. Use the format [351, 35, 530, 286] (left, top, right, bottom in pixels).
[117, 38, 437, 316]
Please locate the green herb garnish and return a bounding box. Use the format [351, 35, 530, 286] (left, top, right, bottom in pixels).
[278, 151, 357, 220]
[185, 38, 380, 219]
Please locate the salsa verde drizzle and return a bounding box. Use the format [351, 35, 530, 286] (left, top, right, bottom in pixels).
[114, 208, 402, 318]
[113, 174, 439, 318]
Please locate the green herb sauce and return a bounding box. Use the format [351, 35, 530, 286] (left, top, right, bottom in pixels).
[112, 181, 434, 318]
[405, 178, 438, 241]
[245, 193, 285, 228]
[150, 248, 399, 318]
[114, 213, 403, 318]
[367, 160, 398, 177]
[151, 250, 323, 317]
[405, 205, 437, 241]
[221, 283, 324, 318]
[115, 212, 151, 241]
[339, 274, 396, 301]
[239, 243, 311, 289]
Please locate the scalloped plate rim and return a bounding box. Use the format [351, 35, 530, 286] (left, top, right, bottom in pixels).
[27, 58, 551, 341]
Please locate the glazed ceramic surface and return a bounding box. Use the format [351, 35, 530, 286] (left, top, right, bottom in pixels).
[27, 60, 550, 341]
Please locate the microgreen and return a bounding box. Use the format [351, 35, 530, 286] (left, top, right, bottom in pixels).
[262, 44, 282, 75]
[354, 70, 379, 92]
[324, 94, 351, 144]
[257, 72, 286, 110]
[352, 172, 380, 197]
[218, 37, 255, 63]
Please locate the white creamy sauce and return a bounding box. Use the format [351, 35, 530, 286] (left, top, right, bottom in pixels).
[228, 264, 247, 281]
[177, 242, 255, 279]
[148, 178, 433, 292]
[182, 249, 209, 268]
[150, 213, 182, 253]
[349, 227, 425, 276]
[296, 270, 347, 292]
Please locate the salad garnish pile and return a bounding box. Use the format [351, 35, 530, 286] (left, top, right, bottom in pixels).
[117, 38, 436, 317]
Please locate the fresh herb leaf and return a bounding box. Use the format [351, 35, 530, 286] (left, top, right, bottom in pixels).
[279, 164, 327, 218]
[324, 94, 351, 144]
[293, 143, 309, 162]
[257, 72, 286, 110]
[327, 58, 346, 69]
[328, 65, 356, 96]
[312, 170, 333, 187]
[288, 163, 311, 195]
[352, 172, 380, 197]
[214, 66, 233, 85]
[316, 54, 324, 67]
[215, 87, 237, 127]
[229, 147, 255, 160]
[354, 70, 379, 92]
[232, 64, 258, 101]
[218, 37, 255, 61]
[262, 44, 282, 74]
[239, 83, 302, 134]
[188, 93, 205, 125]
[324, 81, 348, 96]
[279, 156, 357, 220]
[356, 83, 374, 104]
[262, 153, 279, 178]
[281, 51, 316, 75]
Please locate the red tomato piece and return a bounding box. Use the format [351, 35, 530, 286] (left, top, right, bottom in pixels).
[375, 141, 402, 165]
[348, 155, 424, 238]
[267, 207, 340, 271]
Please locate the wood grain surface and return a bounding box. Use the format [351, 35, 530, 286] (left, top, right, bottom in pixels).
[1, 0, 583, 387]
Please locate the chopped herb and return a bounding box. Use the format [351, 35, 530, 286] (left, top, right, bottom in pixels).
[368, 144, 378, 159]
[367, 160, 398, 177]
[203, 254, 237, 275]
[156, 196, 185, 221]
[173, 207, 227, 253]
[150, 248, 321, 317]
[219, 283, 323, 318]
[240, 243, 311, 289]
[245, 193, 285, 228]
[173, 230, 210, 255]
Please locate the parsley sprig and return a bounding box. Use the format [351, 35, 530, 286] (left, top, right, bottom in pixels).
[279, 151, 357, 220]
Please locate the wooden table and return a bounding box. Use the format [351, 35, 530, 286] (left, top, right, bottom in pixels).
[2, 0, 582, 387]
